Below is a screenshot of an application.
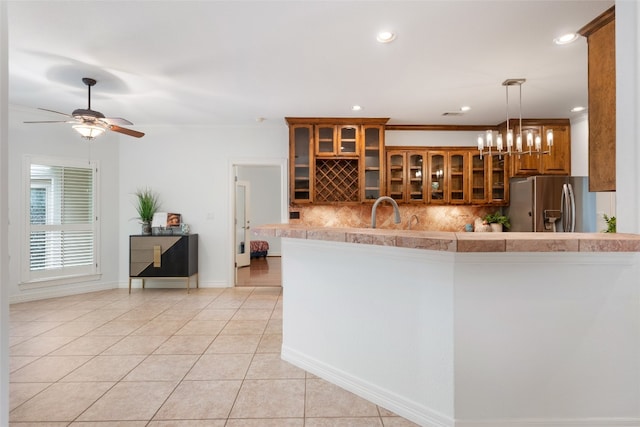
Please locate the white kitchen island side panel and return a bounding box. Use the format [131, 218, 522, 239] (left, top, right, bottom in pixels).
[453, 252, 640, 424]
[280, 238, 640, 427]
[281, 238, 456, 427]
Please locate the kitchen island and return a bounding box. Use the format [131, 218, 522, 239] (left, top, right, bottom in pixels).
[254, 225, 640, 427]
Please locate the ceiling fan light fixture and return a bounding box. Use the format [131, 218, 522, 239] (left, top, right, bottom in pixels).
[73, 123, 106, 140]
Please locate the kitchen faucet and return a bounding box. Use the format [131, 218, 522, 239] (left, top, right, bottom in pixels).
[408, 214, 419, 230]
[371, 196, 401, 228]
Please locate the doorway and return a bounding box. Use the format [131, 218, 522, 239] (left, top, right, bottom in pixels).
[230, 159, 287, 287]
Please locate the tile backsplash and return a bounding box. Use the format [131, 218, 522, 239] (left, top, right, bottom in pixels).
[289, 204, 498, 232]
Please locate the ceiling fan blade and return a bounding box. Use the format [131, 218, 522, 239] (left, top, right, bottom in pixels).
[38, 107, 73, 117]
[101, 117, 134, 126]
[24, 120, 70, 123]
[109, 125, 145, 138]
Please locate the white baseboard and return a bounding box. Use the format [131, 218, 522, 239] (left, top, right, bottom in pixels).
[454, 418, 640, 427]
[282, 345, 639, 427]
[281, 345, 454, 427]
[9, 281, 117, 304]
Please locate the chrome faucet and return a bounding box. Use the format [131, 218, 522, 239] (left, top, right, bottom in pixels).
[371, 196, 401, 228]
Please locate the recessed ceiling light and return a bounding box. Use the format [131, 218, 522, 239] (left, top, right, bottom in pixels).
[554, 33, 579, 45]
[376, 31, 396, 43]
[571, 106, 586, 113]
[351, 105, 363, 111]
[460, 106, 471, 112]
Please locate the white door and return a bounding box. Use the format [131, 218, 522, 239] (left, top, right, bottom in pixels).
[235, 180, 251, 268]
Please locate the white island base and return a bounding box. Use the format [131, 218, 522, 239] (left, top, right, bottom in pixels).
[280, 238, 640, 427]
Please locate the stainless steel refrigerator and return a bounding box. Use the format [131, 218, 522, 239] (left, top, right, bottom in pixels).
[505, 176, 597, 232]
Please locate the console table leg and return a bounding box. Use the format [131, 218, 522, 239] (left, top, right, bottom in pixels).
[128, 277, 132, 294]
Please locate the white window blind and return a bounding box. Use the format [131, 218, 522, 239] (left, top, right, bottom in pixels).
[26, 159, 98, 282]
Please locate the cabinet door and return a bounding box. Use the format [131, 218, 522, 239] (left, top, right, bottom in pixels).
[448, 152, 468, 204]
[290, 125, 313, 203]
[315, 125, 337, 156]
[489, 155, 508, 204]
[338, 125, 359, 156]
[362, 125, 383, 201]
[386, 151, 406, 202]
[428, 152, 446, 204]
[470, 153, 487, 204]
[315, 125, 359, 156]
[511, 125, 542, 176]
[407, 152, 426, 202]
[541, 124, 570, 175]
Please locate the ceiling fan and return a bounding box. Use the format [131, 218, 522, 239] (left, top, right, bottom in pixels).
[24, 77, 145, 139]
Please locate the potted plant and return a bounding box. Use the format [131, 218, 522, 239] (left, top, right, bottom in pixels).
[483, 211, 511, 232]
[603, 214, 616, 233]
[134, 187, 160, 235]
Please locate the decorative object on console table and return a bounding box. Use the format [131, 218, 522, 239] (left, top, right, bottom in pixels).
[134, 187, 160, 235]
[129, 234, 198, 293]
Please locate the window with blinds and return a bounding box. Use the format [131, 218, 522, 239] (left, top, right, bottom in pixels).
[26, 159, 98, 282]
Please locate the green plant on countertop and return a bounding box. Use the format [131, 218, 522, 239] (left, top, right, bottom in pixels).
[483, 211, 511, 230]
[603, 214, 616, 233]
[134, 187, 160, 223]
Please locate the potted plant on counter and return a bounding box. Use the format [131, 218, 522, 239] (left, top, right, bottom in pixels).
[134, 187, 160, 235]
[483, 211, 511, 232]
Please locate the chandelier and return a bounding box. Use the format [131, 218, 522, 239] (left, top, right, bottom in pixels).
[477, 78, 553, 159]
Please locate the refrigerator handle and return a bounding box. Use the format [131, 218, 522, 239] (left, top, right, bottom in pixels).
[560, 184, 576, 232]
[561, 184, 571, 232]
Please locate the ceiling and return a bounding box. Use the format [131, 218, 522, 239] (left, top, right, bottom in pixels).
[7, 1, 614, 130]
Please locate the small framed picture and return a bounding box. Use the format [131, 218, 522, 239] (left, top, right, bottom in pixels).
[167, 213, 181, 227]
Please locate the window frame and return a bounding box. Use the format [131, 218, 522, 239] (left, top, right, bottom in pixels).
[22, 156, 101, 287]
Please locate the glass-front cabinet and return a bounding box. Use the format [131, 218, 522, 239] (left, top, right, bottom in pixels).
[289, 124, 313, 203]
[448, 151, 468, 204]
[315, 125, 359, 157]
[470, 151, 509, 205]
[490, 155, 508, 204]
[287, 118, 389, 204]
[470, 154, 487, 204]
[362, 126, 384, 201]
[428, 152, 446, 203]
[386, 150, 425, 203]
[427, 151, 468, 204]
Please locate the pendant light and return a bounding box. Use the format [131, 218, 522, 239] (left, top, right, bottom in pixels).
[477, 79, 553, 159]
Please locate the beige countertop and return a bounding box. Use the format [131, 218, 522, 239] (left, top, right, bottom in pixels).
[252, 224, 640, 253]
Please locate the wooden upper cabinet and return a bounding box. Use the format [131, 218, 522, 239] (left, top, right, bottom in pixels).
[448, 151, 469, 204]
[509, 119, 571, 176]
[428, 151, 469, 204]
[541, 123, 570, 175]
[469, 152, 509, 206]
[362, 125, 385, 202]
[579, 6, 615, 191]
[315, 125, 359, 157]
[289, 124, 313, 204]
[386, 149, 426, 203]
[286, 117, 389, 205]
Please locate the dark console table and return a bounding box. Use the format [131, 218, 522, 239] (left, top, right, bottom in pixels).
[129, 234, 198, 293]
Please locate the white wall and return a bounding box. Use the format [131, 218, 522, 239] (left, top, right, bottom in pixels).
[118, 124, 288, 288]
[385, 130, 478, 147]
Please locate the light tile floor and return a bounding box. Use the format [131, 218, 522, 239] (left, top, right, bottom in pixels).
[9, 287, 419, 426]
